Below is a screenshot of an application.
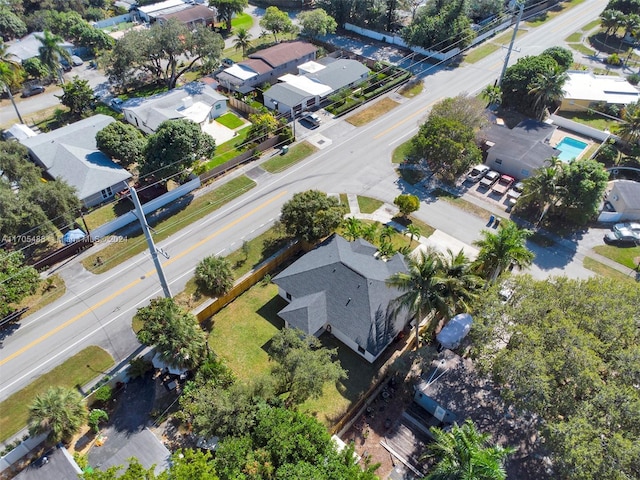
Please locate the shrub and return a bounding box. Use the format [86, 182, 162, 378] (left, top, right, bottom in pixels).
[195, 255, 234, 296]
[605, 53, 621, 65]
[93, 385, 112, 403]
[128, 356, 153, 379]
[627, 73, 640, 86]
[88, 409, 108, 433]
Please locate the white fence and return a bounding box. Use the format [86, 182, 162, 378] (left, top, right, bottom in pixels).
[470, 19, 512, 47]
[344, 23, 460, 61]
[550, 114, 614, 142]
[92, 14, 133, 29]
[91, 177, 201, 240]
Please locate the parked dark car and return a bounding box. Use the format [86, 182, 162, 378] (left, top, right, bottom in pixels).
[22, 85, 45, 97]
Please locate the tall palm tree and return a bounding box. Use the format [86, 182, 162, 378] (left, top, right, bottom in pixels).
[473, 220, 534, 283]
[233, 27, 252, 58]
[423, 419, 516, 480]
[28, 386, 88, 444]
[527, 64, 568, 120]
[616, 101, 640, 144]
[521, 157, 566, 224]
[438, 249, 484, 314]
[36, 30, 71, 84]
[0, 42, 24, 124]
[600, 9, 623, 39]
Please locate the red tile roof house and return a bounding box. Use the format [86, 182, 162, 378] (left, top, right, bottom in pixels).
[216, 41, 317, 94]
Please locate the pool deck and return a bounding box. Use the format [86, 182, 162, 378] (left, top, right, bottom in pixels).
[549, 128, 594, 161]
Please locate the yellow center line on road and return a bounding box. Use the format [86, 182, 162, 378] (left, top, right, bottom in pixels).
[373, 101, 435, 139]
[0, 190, 288, 367]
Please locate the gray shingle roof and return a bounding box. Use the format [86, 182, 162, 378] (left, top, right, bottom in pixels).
[20, 115, 131, 201]
[614, 179, 640, 209]
[264, 83, 311, 106]
[308, 59, 370, 90]
[273, 235, 409, 357]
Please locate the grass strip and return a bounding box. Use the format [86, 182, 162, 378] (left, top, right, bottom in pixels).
[399, 81, 423, 98]
[346, 98, 399, 126]
[261, 142, 317, 173]
[357, 196, 384, 214]
[392, 139, 413, 164]
[569, 43, 596, 56]
[0, 346, 114, 443]
[565, 33, 582, 43]
[525, 0, 586, 27]
[83, 176, 257, 273]
[433, 188, 493, 219]
[593, 244, 640, 270]
[583, 257, 637, 282]
[339, 193, 350, 212]
[13, 274, 66, 317]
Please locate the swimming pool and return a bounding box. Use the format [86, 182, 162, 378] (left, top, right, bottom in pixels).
[556, 137, 588, 162]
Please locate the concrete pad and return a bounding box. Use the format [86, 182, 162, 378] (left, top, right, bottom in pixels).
[306, 133, 332, 149]
[415, 230, 479, 260]
[201, 120, 236, 144]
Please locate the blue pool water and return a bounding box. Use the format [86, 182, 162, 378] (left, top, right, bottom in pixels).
[556, 137, 588, 162]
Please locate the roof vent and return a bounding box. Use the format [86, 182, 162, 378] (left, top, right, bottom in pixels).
[182, 96, 193, 109]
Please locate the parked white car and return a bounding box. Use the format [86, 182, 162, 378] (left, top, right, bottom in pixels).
[466, 164, 489, 183]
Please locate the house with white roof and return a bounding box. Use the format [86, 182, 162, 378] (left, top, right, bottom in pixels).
[559, 71, 640, 112]
[134, 0, 192, 22]
[19, 115, 132, 208]
[122, 81, 227, 135]
[263, 58, 370, 114]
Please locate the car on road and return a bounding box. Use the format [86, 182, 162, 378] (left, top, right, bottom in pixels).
[479, 170, 500, 188]
[466, 164, 489, 183]
[300, 111, 321, 127]
[21, 85, 45, 97]
[604, 227, 640, 246]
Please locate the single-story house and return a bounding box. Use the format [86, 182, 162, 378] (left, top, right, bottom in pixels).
[560, 71, 640, 112]
[134, 0, 193, 22]
[6, 31, 74, 63]
[605, 179, 640, 221]
[263, 58, 370, 114]
[156, 4, 216, 27]
[480, 119, 560, 179]
[272, 234, 410, 363]
[13, 444, 82, 480]
[216, 41, 317, 94]
[20, 115, 131, 208]
[122, 81, 227, 135]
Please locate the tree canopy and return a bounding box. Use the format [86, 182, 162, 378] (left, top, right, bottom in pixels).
[393, 194, 420, 217]
[260, 7, 297, 43]
[195, 255, 234, 297]
[96, 121, 146, 168]
[469, 275, 640, 480]
[28, 386, 88, 444]
[141, 119, 216, 181]
[209, 0, 248, 34]
[0, 251, 40, 318]
[401, 0, 474, 51]
[280, 190, 346, 243]
[135, 297, 208, 370]
[298, 8, 338, 39]
[57, 75, 94, 116]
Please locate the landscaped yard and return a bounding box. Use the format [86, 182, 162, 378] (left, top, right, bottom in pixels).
[207, 282, 384, 426]
[0, 346, 114, 443]
[357, 195, 383, 214]
[261, 142, 318, 173]
[201, 125, 252, 171]
[216, 112, 245, 129]
[555, 111, 620, 133]
[593, 244, 640, 270]
[83, 176, 257, 273]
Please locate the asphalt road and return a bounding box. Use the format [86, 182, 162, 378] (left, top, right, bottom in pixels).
[0, 0, 609, 404]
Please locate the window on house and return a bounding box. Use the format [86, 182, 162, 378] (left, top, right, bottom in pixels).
[101, 186, 113, 199]
[286, 292, 291, 300]
[495, 158, 502, 164]
[357, 345, 366, 355]
[215, 103, 221, 110]
[521, 169, 529, 177]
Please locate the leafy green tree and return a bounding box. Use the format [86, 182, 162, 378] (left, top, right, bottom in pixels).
[195, 255, 234, 296]
[429, 94, 488, 130]
[481, 84, 502, 108]
[135, 297, 208, 370]
[472, 220, 534, 282]
[527, 63, 568, 120]
[557, 158, 609, 224]
[247, 111, 279, 143]
[233, 27, 252, 58]
[394, 194, 420, 217]
[401, 0, 474, 51]
[468, 0, 503, 22]
[141, 119, 216, 180]
[96, 121, 146, 168]
[0, 251, 40, 318]
[423, 419, 515, 480]
[69, 21, 114, 54]
[80, 457, 157, 479]
[298, 8, 338, 39]
[159, 449, 219, 480]
[260, 7, 296, 43]
[342, 216, 363, 241]
[0, 8, 27, 41]
[268, 327, 347, 407]
[542, 46, 574, 71]
[470, 276, 640, 480]
[28, 386, 88, 443]
[26, 177, 81, 227]
[57, 75, 95, 116]
[315, 0, 355, 27]
[280, 190, 346, 244]
[600, 8, 625, 38]
[22, 57, 49, 81]
[88, 408, 108, 433]
[409, 116, 481, 184]
[36, 30, 72, 84]
[501, 54, 559, 117]
[209, 0, 248, 34]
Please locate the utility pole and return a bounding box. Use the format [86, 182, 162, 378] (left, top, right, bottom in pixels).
[129, 187, 172, 298]
[498, 0, 525, 86]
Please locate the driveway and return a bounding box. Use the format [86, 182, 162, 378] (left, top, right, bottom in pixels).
[87, 374, 170, 474]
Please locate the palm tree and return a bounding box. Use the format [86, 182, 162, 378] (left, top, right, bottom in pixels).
[600, 9, 623, 39]
[438, 249, 484, 314]
[616, 101, 640, 144]
[423, 419, 516, 480]
[407, 224, 421, 246]
[0, 42, 24, 124]
[481, 84, 502, 108]
[473, 220, 534, 283]
[233, 27, 252, 58]
[36, 30, 71, 84]
[527, 64, 568, 120]
[343, 217, 363, 241]
[521, 157, 566, 224]
[361, 222, 380, 243]
[28, 386, 88, 444]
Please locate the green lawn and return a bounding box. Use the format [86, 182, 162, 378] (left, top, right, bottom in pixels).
[464, 29, 527, 64]
[13, 274, 66, 317]
[339, 193, 350, 213]
[0, 346, 114, 443]
[208, 282, 383, 426]
[230, 13, 253, 31]
[583, 257, 637, 282]
[216, 112, 245, 129]
[357, 196, 384, 214]
[593, 244, 640, 270]
[569, 43, 596, 56]
[202, 125, 252, 171]
[565, 33, 582, 43]
[392, 139, 413, 164]
[555, 111, 619, 132]
[261, 142, 318, 173]
[582, 20, 601, 31]
[83, 176, 257, 273]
